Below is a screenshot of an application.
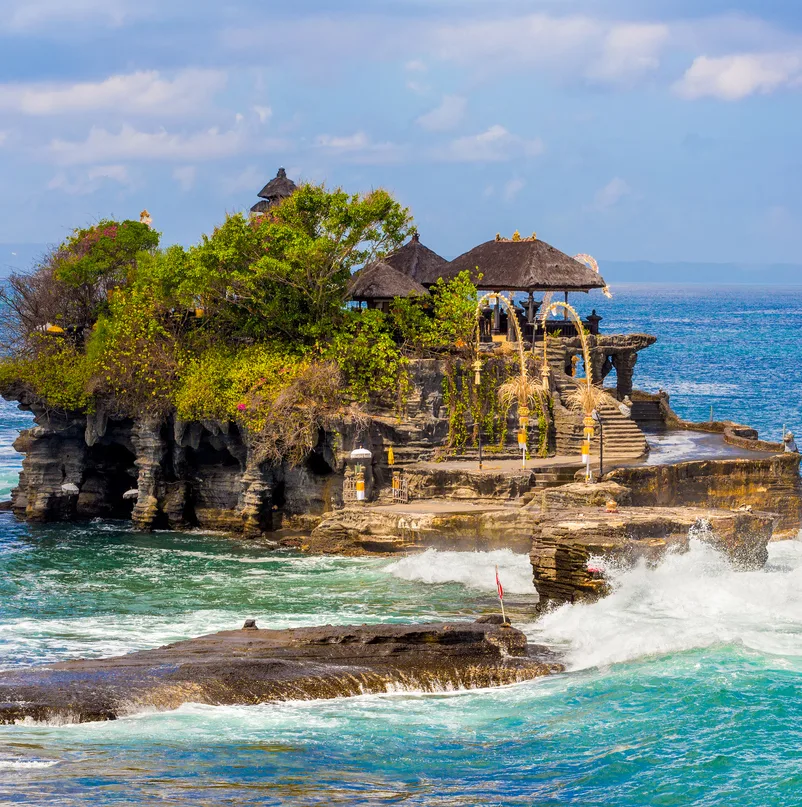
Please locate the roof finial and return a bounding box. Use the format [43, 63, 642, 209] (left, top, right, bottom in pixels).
[411, 232, 420, 243]
[277, 167, 287, 178]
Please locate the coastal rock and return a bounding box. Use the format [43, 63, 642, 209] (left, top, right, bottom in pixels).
[606, 454, 802, 536]
[309, 503, 534, 554]
[0, 620, 562, 725]
[530, 506, 776, 608]
[540, 481, 631, 511]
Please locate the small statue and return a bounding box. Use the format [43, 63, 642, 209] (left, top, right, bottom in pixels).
[140, 209, 153, 227]
[784, 432, 798, 453]
[619, 396, 632, 419]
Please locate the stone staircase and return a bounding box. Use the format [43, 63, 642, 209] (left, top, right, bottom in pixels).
[538, 342, 648, 460]
[594, 400, 649, 458]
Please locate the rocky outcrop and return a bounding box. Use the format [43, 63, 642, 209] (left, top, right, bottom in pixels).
[0, 619, 562, 725]
[606, 453, 802, 536]
[530, 506, 776, 608]
[540, 481, 631, 511]
[309, 503, 534, 554]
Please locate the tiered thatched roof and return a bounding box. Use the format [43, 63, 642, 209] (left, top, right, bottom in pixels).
[444, 238, 606, 292]
[347, 261, 430, 301]
[250, 168, 298, 213]
[385, 233, 448, 285]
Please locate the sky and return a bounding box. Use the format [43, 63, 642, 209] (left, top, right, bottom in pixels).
[0, 0, 801, 271]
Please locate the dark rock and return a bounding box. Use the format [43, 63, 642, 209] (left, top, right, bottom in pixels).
[243, 619, 257, 629]
[0, 620, 563, 725]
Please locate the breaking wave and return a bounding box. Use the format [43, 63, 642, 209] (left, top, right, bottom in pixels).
[529, 538, 802, 671]
[384, 549, 536, 595]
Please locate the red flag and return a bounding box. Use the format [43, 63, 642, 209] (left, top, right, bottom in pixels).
[495, 565, 504, 600]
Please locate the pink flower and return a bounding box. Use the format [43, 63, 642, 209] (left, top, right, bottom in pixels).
[237, 403, 247, 412]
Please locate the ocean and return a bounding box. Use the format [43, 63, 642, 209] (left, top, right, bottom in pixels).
[2, 284, 802, 806]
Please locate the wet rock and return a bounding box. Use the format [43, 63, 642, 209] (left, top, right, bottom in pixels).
[530, 505, 776, 608]
[0, 620, 562, 725]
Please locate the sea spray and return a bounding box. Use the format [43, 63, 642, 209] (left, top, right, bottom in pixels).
[529, 538, 802, 671]
[384, 548, 536, 595]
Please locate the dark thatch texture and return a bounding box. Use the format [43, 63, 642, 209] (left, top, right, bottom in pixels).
[252, 168, 298, 212]
[385, 233, 448, 285]
[444, 239, 606, 292]
[249, 200, 273, 214]
[348, 261, 430, 301]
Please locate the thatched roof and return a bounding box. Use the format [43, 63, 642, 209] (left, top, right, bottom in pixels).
[250, 200, 273, 214]
[348, 261, 430, 301]
[444, 238, 606, 292]
[385, 233, 448, 285]
[256, 168, 297, 202]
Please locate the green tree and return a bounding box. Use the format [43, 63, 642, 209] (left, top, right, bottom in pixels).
[183, 184, 412, 341]
[55, 219, 160, 326]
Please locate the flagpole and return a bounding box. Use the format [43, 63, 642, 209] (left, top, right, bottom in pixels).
[495, 565, 507, 624]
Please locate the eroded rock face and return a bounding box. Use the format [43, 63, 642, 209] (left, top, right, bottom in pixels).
[309, 504, 534, 554]
[530, 506, 776, 608]
[0, 620, 562, 725]
[540, 481, 631, 512]
[606, 454, 802, 536]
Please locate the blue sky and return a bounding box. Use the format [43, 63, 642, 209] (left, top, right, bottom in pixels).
[1, 0, 801, 268]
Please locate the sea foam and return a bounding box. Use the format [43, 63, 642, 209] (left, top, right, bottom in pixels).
[384, 548, 536, 595]
[530, 538, 802, 671]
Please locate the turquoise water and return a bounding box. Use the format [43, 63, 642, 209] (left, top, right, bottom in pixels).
[3, 285, 802, 805]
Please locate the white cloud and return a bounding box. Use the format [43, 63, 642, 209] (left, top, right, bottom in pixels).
[416, 95, 467, 132]
[589, 23, 669, 82]
[0, 69, 227, 116]
[405, 60, 427, 73]
[315, 131, 405, 164]
[440, 125, 544, 163]
[593, 177, 632, 210]
[316, 132, 370, 151]
[253, 105, 272, 124]
[503, 178, 525, 202]
[49, 124, 286, 165]
[434, 14, 668, 84]
[172, 165, 197, 191]
[5, 0, 142, 30]
[47, 163, 130, 195]
[674, 52, 802, 100]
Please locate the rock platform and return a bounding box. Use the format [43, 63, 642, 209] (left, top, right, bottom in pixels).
[0, 619, 562, 725]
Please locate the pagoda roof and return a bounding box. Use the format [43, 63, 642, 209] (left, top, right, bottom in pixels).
[444, 237, 606, 292]
[385, 233, 448, 285]
[347, 261, 430, 301]
[257, 168, 298, 202]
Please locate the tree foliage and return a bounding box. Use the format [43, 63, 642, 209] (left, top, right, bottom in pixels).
[180, 185, 412, 341]
[0, 180, 491, 464]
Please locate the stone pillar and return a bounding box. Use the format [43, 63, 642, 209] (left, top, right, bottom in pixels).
[614, 351, 638, 399]
[239, 458, 274, 538]
[492, 297, 501, 335]
[16, 414, 87, 522]
[131, 417, 166, 531]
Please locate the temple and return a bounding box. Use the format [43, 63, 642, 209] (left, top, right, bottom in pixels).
[347, 261, 429, 313]
[251, 168, 297, 214]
